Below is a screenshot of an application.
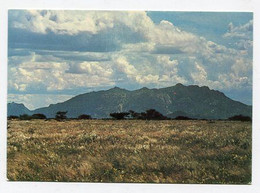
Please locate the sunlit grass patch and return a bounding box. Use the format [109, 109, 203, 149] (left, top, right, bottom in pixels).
[7, 119, 251, 183]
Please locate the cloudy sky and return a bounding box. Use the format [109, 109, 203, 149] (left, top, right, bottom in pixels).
[8, 10, 253, 110]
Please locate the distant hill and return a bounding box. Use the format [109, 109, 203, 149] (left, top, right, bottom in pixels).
[8, 84, 252, 119]
[8, 102, 32, 116]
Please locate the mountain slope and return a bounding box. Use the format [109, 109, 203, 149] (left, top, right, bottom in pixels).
[30, 84, 251, 119]
[7, 102, 32, 116]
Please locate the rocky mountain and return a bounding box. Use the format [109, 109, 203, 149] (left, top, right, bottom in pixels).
[7, 102, 32, 116]
[8, 84, 252, 119]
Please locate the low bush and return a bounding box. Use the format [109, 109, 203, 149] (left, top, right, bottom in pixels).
[110, 112, 130, 120]
[8, 115, 19, 120]
[228, 115, 252, 122]
[175, 116, 194, 120]
[78, 114, 92, 120]
[32, 114, 47, 119]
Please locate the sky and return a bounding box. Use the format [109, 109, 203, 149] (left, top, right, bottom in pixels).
[8, 10, 253, 110]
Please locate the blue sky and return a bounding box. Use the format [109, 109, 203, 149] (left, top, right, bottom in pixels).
[8, 10, 253, 110]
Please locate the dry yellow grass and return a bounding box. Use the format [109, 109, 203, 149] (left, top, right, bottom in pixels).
[7, 119, 251, 183]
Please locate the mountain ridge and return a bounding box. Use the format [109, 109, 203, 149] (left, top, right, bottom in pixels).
[8, 84, 252, 119]
[8, 102, 31, 116]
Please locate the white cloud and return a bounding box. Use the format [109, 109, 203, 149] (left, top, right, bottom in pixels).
[8, 94, 74, 110]
[218, 73, 250, 89]
[157, 55, 178, 70]
[149, 20, 200, 54]
[191, 62, 208, 84]
[112, 55, 188, 86]
[156, 55, 187, 85]
[223, 20, 253, 54]
[8, 51, 69, 92]
[136, 74, 159, 84]
[113, 56, 138, 80]
[223, 20, 253, 39]
[10, 10, 205, 55]
[68, 61, 113, 76]
[231, 58, 251, 77]
[10, 10, 154, 36]
[112, 55, 160, 85]
[189, 62, 223, 89]
[11, 10, 112, 35]
[8, 11, 252, 98]
[8, 52, 115, 92]
[121, 42, 155, 53]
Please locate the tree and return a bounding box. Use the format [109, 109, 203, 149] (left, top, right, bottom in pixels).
[128, 109, 167, 120]
[228, 114, 251, 122]
[128, 110, 141, 119]
[110, 112, 130, 120]
[78, 114, 92, 119]
[55, 111, 68, 121]
[142, 109, 167, 120]
[32, 113, 46, 119]
[8, 115, 19, 120]
[19, 114, 32, 120]
[175, 116, 194, 120]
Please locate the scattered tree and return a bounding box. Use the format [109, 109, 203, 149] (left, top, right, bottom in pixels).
[228, 115, 252, 122]
[128, 109, 167, 120]
[144, 109, 167, 120]
[175, 116, 194, 120]
[19, 114, 32, 120]
[110, 112, 130, 120]
[128, 110, 141, 119]
[55, 111, 68, 121]
[8, 115, 19, 120]
[32, 113, 46, 119]
[78, 114, 92, 119]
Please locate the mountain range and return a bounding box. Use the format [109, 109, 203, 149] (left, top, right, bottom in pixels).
[8, 84, 252, 119]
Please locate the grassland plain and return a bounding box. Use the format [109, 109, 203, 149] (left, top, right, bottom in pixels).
[7, 119, 251, 184]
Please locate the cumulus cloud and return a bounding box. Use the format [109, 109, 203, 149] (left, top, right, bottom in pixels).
[9, 10, 155, 45]
[9, 10, 206, 55]
[11, 10, 113, 35]
[156, 55, 187, 84]
[9, 61, 68, 92]
[111, 55, 188, 86]
[8, 94, 74, 110]
[223, 20, 253, 54]
[8, 10, 253, 105]
[136, 74, 159, 84]
[223, 20, 253, 39]
[8, 52, 115, 92]
[149, 20, 202, 54]
[112, 56, 160, 84]
[113, 56, 138, 80]
[67, 61, 113, 76]
[191, 62, 208, 84]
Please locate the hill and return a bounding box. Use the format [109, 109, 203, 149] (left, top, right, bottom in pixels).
[20, 84, 252, 119]
[7, 102, 32, 116]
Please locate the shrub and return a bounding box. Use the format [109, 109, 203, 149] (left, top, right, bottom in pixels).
[110, 112, 130, 120]
[55, 111, 68, 121]
[32, 114, 47, 119]
[8, 115, 19, 120]
[144, 109, 167, 120]
[128, 109, 167, 120]
[175, 116, 194, 120]
[19, 114, 32, 120]
[228, 115, 252, 122]
[78, 114, 92, 119]
[128, 110, 143, 119]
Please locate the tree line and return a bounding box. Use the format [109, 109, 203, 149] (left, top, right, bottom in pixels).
[110, 109, 167, 120]
[8, 111, 92, 121]
[8, 109, 252, 122]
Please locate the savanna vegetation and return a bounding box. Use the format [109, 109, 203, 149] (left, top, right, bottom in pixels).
[7, 119, 251, 184]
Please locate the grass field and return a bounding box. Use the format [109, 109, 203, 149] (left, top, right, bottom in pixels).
[7, 119, 251, 184]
